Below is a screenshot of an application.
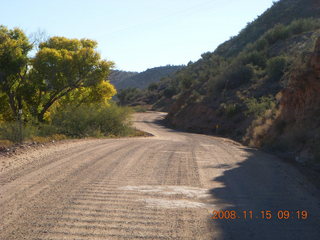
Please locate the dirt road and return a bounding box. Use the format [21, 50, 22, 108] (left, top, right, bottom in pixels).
[1, 112, 320, 240]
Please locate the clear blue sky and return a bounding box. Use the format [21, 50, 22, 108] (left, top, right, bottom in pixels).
[1, 0, 277, 72]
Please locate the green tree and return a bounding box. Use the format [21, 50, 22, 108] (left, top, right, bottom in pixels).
[28, 37, 114, 121]
[0, 26, 32, 119]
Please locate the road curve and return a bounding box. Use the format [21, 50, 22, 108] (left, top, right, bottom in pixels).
[0, 112, 320, 240]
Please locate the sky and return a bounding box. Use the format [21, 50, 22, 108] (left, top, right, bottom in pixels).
[1, 0, 277, 72]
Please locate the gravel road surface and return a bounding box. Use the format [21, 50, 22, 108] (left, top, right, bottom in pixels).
[1, 112, 320, 240]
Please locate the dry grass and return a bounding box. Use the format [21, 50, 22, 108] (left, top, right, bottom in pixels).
[0, 139, 14, 150]
[244, 108, 280, 147]
[106, 128, 153, 138]
[28, 134, 68, 144]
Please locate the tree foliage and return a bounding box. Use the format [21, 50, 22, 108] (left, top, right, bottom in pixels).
[29, 37, 114, 121]
[0, 26, 32, 120]
[0, 31, 116, 122]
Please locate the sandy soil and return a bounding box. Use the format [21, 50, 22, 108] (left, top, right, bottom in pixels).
[0, 112, 320, 240]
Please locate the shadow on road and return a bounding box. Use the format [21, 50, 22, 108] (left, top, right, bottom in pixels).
[207, 149, 320, 240]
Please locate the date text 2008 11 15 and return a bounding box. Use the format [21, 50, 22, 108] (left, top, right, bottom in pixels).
[211, 210, 308, 220]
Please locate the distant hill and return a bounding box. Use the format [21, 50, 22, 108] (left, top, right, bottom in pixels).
[109, 70, 138, 85]
[109, 65, 184, 90]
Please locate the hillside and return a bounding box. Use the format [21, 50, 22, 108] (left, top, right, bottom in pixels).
[127, 0, 320, 165]
[215, 0, 320, 57]
[109, 65, 184, 90]
[109, 70, 139, 86]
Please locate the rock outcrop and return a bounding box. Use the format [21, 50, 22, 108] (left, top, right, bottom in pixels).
[280, 37, 320, 126]
[263, 37, 320, 163]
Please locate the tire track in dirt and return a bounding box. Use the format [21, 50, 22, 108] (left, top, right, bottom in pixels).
[36, 141, 208, 240]
[0, 141, 147, 239]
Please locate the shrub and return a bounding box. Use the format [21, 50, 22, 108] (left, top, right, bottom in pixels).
[163, 87, 176, 98]
[179, 75, 194, 90]
[37, 123, 59, 137]
[0, 102, 135, 142]
[248, 118, 275, 147]
[0, 122, 37, 143]
[266, 56, 288, 81]
[260, 18, 320, 47]
[117, 88, 143, 106]
[240, 51, 267, 68]
[220, 103, 239, 117]
[255, 39, 268, 51]
[244, 95, 276, 117]
[208, 64, 254, 95]
[224, 64, 254, 89]
[208, 75, 227, 94]
[288, 18, 320, 35]
[243, 107, 280, 147]
[189, 90, 202, 102]
[265, 24, 290, 45]
[51, 103, 133, 137]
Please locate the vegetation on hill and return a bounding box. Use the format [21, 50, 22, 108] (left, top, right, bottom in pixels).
[215, 0, 320, 57]
[109, 70, 138, 86]
[110, 65, 184, 90]
[0, 26, 135, 145]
